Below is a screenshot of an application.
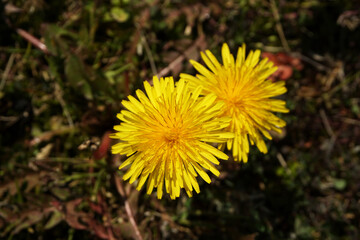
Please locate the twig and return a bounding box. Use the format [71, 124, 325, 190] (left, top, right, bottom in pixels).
[114, 172, 143, 240]
[269, 0, 290, 52]
[0, 53, 15, 92]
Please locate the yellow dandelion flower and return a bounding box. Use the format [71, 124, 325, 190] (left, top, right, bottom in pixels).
[111, 76, 233, 199]
[180, 43, 289, 163]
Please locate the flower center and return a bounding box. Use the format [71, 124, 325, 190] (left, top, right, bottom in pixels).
[221, 97, 244, 116]
[164, 131, 180, 143]
[160, 126, 186, 148]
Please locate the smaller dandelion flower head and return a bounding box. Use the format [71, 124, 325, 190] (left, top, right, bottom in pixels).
[180, 43, 289, 163]
[111, 76, 233, 199]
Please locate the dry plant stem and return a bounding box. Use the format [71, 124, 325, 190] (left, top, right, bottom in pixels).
[320, 109, 335, 137]
[152, 200, 196, 238]
[261, 48, 329, 71]
[157, 54, 185, 79]
[269, 0, 290, 52]
[54, 83, 74, 127]
[327, 71, 359, 97]
[157, 35, 205, 79]
[320, 109, 337, 161]
[276, 153, 291, 174]
[124, 19, 142, 96]
[29, 125, 75, 146]
[142, 35, 158, 75]
[0, 53, 15, 92]
[4, 3, 23, 14]
[136, 23, 158, 76]
[106, 228, 116, 240]
[97, 193, 117, 240]
[124, 71, 130, 97]
[113, 171, 143, 240]
[292, 53, 329, 71]
[341, 117, 360, 126]
[16, 28, 50, 54]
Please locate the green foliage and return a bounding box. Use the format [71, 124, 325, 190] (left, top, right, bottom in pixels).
[1, 0, 360, 239]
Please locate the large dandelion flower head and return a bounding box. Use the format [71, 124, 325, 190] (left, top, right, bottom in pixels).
[111, 76, 233, 199]
[180, 43, 289, 162]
